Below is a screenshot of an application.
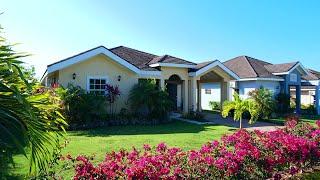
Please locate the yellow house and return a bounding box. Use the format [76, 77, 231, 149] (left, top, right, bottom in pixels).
[42, 46, 239, 113]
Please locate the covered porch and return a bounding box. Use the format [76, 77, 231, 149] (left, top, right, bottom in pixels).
[189, 61, 239, 112]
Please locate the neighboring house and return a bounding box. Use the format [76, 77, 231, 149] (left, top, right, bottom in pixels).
[41, 46, 320, 114]
[222, 56, 320, 113]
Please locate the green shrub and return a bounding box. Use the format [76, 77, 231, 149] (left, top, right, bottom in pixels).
[248, 87, 275, 119]
[129, 79, 173, 121]
[276, 93, 291, 114]
[58, 84, 108, 125]
[209, 101, 221, 110]
[181, 111, 204, 121]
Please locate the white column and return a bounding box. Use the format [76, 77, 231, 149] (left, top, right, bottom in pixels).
[197, 81, 202, 112]
[191, 78, 197, 111]
[160, 78, 165, 90]
[226, 81, 230, 101]
[183, 80, 189, 113]
[316, 85, 320, 115]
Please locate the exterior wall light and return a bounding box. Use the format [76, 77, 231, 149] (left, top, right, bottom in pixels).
[118, 75, 121, 81]
[72, 73, 76, 80]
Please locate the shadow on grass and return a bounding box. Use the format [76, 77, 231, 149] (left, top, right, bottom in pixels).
[70, 121, 236, 137]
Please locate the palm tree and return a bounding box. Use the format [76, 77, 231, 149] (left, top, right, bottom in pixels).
[221, 93, 259, 129]
[0, 29, 67, 175]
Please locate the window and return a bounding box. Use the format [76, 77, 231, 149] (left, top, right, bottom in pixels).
[290, 73, 298, 82]
[88, 77, 107, 95]
[205, 89, 211, 94]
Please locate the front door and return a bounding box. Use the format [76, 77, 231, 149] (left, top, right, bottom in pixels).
[167, 83, 178, 110]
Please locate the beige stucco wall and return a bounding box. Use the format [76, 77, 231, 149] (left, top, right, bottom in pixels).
[160, 67, 190, 112]
[58, 54, 139, 112]
[160, 67, 189, 80]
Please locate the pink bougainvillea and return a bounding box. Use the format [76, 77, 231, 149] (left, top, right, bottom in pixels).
[72, 121, 320, 179]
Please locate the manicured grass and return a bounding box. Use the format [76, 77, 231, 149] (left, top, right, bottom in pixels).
[9, 120, 235, 179]
[261, 115, 319, 126]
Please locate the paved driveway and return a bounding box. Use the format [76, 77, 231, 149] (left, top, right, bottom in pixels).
[203, 112, 284, 131]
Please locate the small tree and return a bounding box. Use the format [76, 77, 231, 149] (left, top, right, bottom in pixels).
[221, 93, 259, 129]
[105, 84, 120, 117]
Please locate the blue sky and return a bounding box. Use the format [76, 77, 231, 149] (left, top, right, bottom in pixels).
[1, 0, 320, 78]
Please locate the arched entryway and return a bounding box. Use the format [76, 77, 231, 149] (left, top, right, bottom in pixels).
[166, 74, 183, 111]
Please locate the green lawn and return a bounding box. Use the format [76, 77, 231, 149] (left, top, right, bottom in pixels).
[9, 120, 235, 179]
[261, 115, 319, 126]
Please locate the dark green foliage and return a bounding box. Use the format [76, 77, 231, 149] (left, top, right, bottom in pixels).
[248, 87, 275, 119]
[129, 79, 173, 121]
[301, 104, 316, 115]
[275, 93, 291, 114]
[58, 84, 108, 125]
[181, 111, 205, 121]
[209, 101, 221, 110]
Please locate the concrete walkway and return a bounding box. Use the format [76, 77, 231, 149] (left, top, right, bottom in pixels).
[172, 112, 284, 131]
[203, 112, 284, 131]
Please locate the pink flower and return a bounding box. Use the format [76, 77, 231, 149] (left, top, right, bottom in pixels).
[143, 144, 151, 151]
[156, 142, 167, 152]
[316, 120, 320, 128]
[285, 119, 298, 129]
[72, 121, 320, 179]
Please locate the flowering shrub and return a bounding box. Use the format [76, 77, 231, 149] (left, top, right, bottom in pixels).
[72, 121, 320, 179]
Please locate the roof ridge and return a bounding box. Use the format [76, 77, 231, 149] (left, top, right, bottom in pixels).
[166, 54, 197, 65]
[244, 55, 273, 65]
[265, 61, 298, 66]
[243, 56, 259, 77]
[158, 55, 169, 63]
[112, 45, 158, 57]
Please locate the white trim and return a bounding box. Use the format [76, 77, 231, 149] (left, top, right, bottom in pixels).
[47, 46, 141, 74]
[86, 76, 109, 92]
[272, 62, 308, 75]
[40, 70, 48, 83]
[237, 78, 284, 81]
[307, 80, 320, 86]
[138, 70, 162, 78]
[149, 63, 196, 68]
[189, 60, 240, 80]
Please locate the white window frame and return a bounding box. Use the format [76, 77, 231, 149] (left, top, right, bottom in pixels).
[86, 76, 109, 94]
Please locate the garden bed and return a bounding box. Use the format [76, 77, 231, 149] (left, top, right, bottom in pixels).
[71, 119, 320, 179]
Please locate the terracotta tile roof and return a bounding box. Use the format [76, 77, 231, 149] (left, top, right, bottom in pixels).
[223, 56, 281, 79]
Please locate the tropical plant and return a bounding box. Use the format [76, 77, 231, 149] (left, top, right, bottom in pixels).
[58, 84, 107, 125]
[0, 26, 67, 176]
[275, 92, 291, 113]
[129, 79, 173, 120]
[209, 101, 221, 110]
[105, 84, 120, 116]
[248, 87, 275, 119]
[221, 93, 259, 128]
